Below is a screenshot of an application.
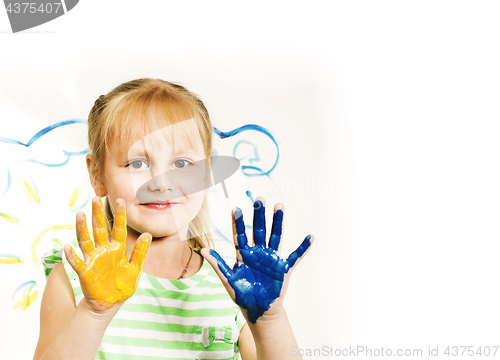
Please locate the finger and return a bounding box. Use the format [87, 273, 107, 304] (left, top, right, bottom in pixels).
[286, 235, 314, 269]
[252, 198, 266, 247]
[201, 248, 236, 299]
[202, 248, 234, 281]
[231, 209, 244, 262]
[130, 233, 151, 270]
[268, 207, 284, 252]
[233, 207, 248, 250]
[112, 199, 127, 245]
[92, 197, 108, 248]
[76, 212, 94, 262]
[64, 244, 86, 276]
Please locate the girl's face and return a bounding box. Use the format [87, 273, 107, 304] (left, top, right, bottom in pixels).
[102, 119, 211, 240]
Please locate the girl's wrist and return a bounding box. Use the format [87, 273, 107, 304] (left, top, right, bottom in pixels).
[79, 299, 122, 323]
[245, 306, 287, 333]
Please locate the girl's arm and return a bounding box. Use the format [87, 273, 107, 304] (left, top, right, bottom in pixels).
[238, 309, 300, 360]
[203, 197, 313, 360]
[33, 197, 150, 360]
[33, 262, 120, 360]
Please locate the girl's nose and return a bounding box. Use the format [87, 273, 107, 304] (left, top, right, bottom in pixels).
[147, 172, 170, 192]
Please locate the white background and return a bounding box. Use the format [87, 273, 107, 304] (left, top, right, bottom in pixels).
[1, 1, 500, 359]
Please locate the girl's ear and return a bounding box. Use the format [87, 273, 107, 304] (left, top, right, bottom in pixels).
[86, 154, 107, 197]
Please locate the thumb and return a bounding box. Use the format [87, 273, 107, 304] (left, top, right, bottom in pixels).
[286, 234, 315, 271]
[201, 248, 236, 300]
[130, 233, 152, 270]
[64, 244, 86, 276]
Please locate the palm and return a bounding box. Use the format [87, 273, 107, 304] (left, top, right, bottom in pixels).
[208, 199, 312, 324]
[66, 198, 150, 309]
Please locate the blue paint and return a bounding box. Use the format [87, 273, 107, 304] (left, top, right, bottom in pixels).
[213, 124, 279, 177]
[70, 192, 92, 213]
[269, 209, 283, 251]
[0, 119, 86, 147]
[210, 125, 279, 245]
[12, 280, 36, 299]
[0, 253, 20, 258]
[252, 201, 266, 246]
[245, 190, 254, 203]
[1, 120, 88, 197]
[211, 201, 312, 324]
[233, 140, 259, 163]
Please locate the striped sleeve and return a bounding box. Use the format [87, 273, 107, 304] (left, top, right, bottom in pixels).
[40, 247, 63, 279]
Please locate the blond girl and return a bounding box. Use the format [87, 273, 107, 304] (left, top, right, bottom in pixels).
[33, 78, 314, 360]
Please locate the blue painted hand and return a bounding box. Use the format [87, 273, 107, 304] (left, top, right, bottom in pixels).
[205, 199, 313, 324]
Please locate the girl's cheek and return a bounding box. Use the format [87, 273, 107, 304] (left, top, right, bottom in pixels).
[129, 173, 149, 198]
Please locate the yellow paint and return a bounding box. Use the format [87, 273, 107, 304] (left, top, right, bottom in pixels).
[13, 283, 38, 311]
[68, 186, 82, 208]
[14, 291, 38, 311]
[52, 238, 63, 247]
[0, 257, 22, 264]
[68, 199, 150, 308]
[31, 224, 75, 272]
[20, 177, 41, 204]
[0, 212, 20, 225]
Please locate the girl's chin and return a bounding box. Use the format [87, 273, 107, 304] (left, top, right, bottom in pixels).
[126, 225, 181, 240]
[140, 228, 189, 241]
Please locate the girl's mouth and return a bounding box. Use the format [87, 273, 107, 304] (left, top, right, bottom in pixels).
[142, 203, 176, 210]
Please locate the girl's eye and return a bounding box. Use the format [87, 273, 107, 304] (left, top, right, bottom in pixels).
[173, 159, 192, 169]
[128, 160, 148, 170]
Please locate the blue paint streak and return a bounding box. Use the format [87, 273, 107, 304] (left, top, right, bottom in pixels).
[245, 190, 254, 203]
[0, 253, 20, 258]
[234, 139, 260, 165]
[0, 120, 88, 197]
[12, 280, 36, 299]
[0, 120, 86, 147]
[213, 124, 279, 177]
[211, 200, 312, 324]
[70, 192, 92, 213]
[213, 226, 234, 245]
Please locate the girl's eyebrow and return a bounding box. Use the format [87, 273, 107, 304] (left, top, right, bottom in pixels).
[126, 146, 150, 160]
[127, 140, 201, 158]
[173, 148, 199, 156]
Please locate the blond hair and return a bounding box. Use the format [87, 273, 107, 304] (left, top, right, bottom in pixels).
[87, 78, 213, 249]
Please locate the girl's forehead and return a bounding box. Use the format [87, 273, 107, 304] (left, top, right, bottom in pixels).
[115, 119, 204, 159]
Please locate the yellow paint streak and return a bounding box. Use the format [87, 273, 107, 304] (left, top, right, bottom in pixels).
[52, 238, 63, 247]
[31, 224, 75, 272]
[68, 186, 82, 208]
[14, 290, 38, 311]
[0, 212, 19, 225]
[20, 177, 41, 204]
[0, 257, 22, 264]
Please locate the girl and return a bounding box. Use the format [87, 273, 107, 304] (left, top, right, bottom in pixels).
[33, 78, 314, 360]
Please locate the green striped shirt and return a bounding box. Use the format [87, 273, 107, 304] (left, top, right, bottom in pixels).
[44, 248, 245, 360]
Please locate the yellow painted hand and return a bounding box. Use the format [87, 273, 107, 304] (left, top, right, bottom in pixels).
[64, 198, 151, 310]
